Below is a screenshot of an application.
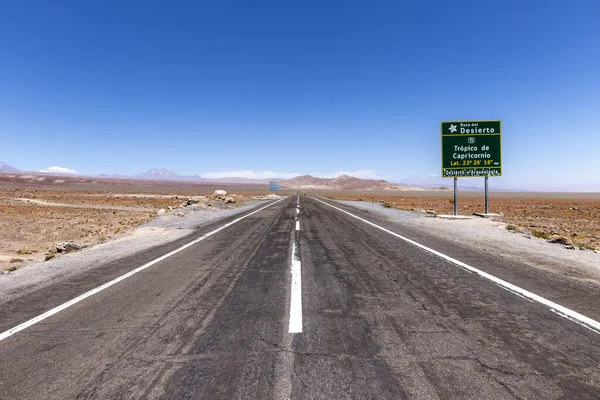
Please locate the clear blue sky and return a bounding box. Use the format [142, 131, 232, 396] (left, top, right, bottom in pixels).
[1, 0, 599, 189]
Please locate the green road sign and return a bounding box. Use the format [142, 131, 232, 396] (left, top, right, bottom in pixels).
[441, 120, 502, 177]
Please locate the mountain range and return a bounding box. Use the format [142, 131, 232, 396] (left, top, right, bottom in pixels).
[138, 168, 180, 178]
[0, 162, 19, 172]
[2, 162, 597, 191]
[281, 175, 423, 191]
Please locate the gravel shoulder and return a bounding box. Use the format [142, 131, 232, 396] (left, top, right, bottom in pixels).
[335, 199, 600, 284]
[0, 200, 270, 303]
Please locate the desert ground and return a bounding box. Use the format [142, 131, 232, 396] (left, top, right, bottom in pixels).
[313, 190, 600, 252]
[0, 173, 284, 271]
[1, 172, 598, 272]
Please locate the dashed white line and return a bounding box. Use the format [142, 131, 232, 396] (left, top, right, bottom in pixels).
[296, 221, 300, 231]
[289, 242, 303, 333]
[0, 198, 287, 343]
[314, 197, 600, 334]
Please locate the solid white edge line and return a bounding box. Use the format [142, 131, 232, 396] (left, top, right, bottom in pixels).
[313, 197, 600, 334]
[0, 198, 287, 343]
[289, 242, 303, 333]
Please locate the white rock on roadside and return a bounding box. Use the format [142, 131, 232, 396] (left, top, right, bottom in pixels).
[157, 208, 166, 215]
[547, 235, 573, 245]
[56, 242, 81, 253]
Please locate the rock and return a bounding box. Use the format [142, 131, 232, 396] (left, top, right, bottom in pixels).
[175, 212, 184, 217]
[564, 245, 575, 250]
[56, 242, 81, 253]
[168, 206, 173, 210]
[547, 235, 572, 245]
[570, 206, 580, 210]
[157, 208, 166, 215]
[213, 190, 227, 199]
[570, 232, 578, 237]
[186, 199, 197, 206]
[224, 196, 235, 204]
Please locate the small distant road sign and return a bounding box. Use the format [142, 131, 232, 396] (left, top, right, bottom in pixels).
[269, 181, 280, 193]
[441, 120, 502, 177]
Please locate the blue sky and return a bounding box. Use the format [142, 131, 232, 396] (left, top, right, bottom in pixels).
[1, 0, 599, 189]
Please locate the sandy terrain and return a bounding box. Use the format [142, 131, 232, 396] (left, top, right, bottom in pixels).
[0, 175, 275, 271]
[314, 190, 600, 251]
[2, 170, 597, 274]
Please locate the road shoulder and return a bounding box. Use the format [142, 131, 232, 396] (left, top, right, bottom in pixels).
[333, 199, 600, 285]
[0, 200, 272, 304]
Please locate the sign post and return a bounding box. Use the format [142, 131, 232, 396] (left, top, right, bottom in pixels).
[441, 120, 502, 215]
[485, 176, 489, 214]
[453, 177, 458, 216]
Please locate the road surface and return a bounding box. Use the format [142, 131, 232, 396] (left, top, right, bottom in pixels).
[1, 196, 600, 399]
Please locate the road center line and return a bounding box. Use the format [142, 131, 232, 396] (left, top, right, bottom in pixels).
[314, 197, 600, 334]
[296, 221, 300, 231]
[289, 235, 303, 333]
[0, 198, 286, 343]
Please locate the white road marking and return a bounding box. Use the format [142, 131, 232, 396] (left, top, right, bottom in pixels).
[0, 198, 287, 343]
[296, 221, 300, 231]
[289, 242, 303, 333]
[314, 197, 600, 334]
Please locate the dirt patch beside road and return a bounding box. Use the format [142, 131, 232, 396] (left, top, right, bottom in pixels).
[315, 190, 600, 251]
[0, 187, 252, 271]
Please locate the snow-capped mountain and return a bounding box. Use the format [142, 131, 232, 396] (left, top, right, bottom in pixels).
[138, 168, 179, 178]
[0, 162, 19, 172]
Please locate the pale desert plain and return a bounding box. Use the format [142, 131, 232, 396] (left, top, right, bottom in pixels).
[0, 172, 285, 271]
[318, 190, 600, 251]
[1, 171, 599, 273]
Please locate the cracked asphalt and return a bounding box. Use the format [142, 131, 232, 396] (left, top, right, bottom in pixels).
[1, 196, 600, 399]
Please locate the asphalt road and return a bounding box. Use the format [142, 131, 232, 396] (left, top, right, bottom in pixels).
[1, 196, 600, 399]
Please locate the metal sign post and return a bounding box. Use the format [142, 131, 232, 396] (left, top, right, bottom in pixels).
[454, 177, 458, 216]
[485, 175, 489, 214]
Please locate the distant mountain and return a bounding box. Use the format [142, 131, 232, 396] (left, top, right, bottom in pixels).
[204, 177, 272, 184]
[0, 162, 19, 172]
[99, 174, 130, 178]
[138, 168, 179, 178]
[397, 174, 453, 189]
[282, 175, 423, 191]
[398, 174, 514, 191]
